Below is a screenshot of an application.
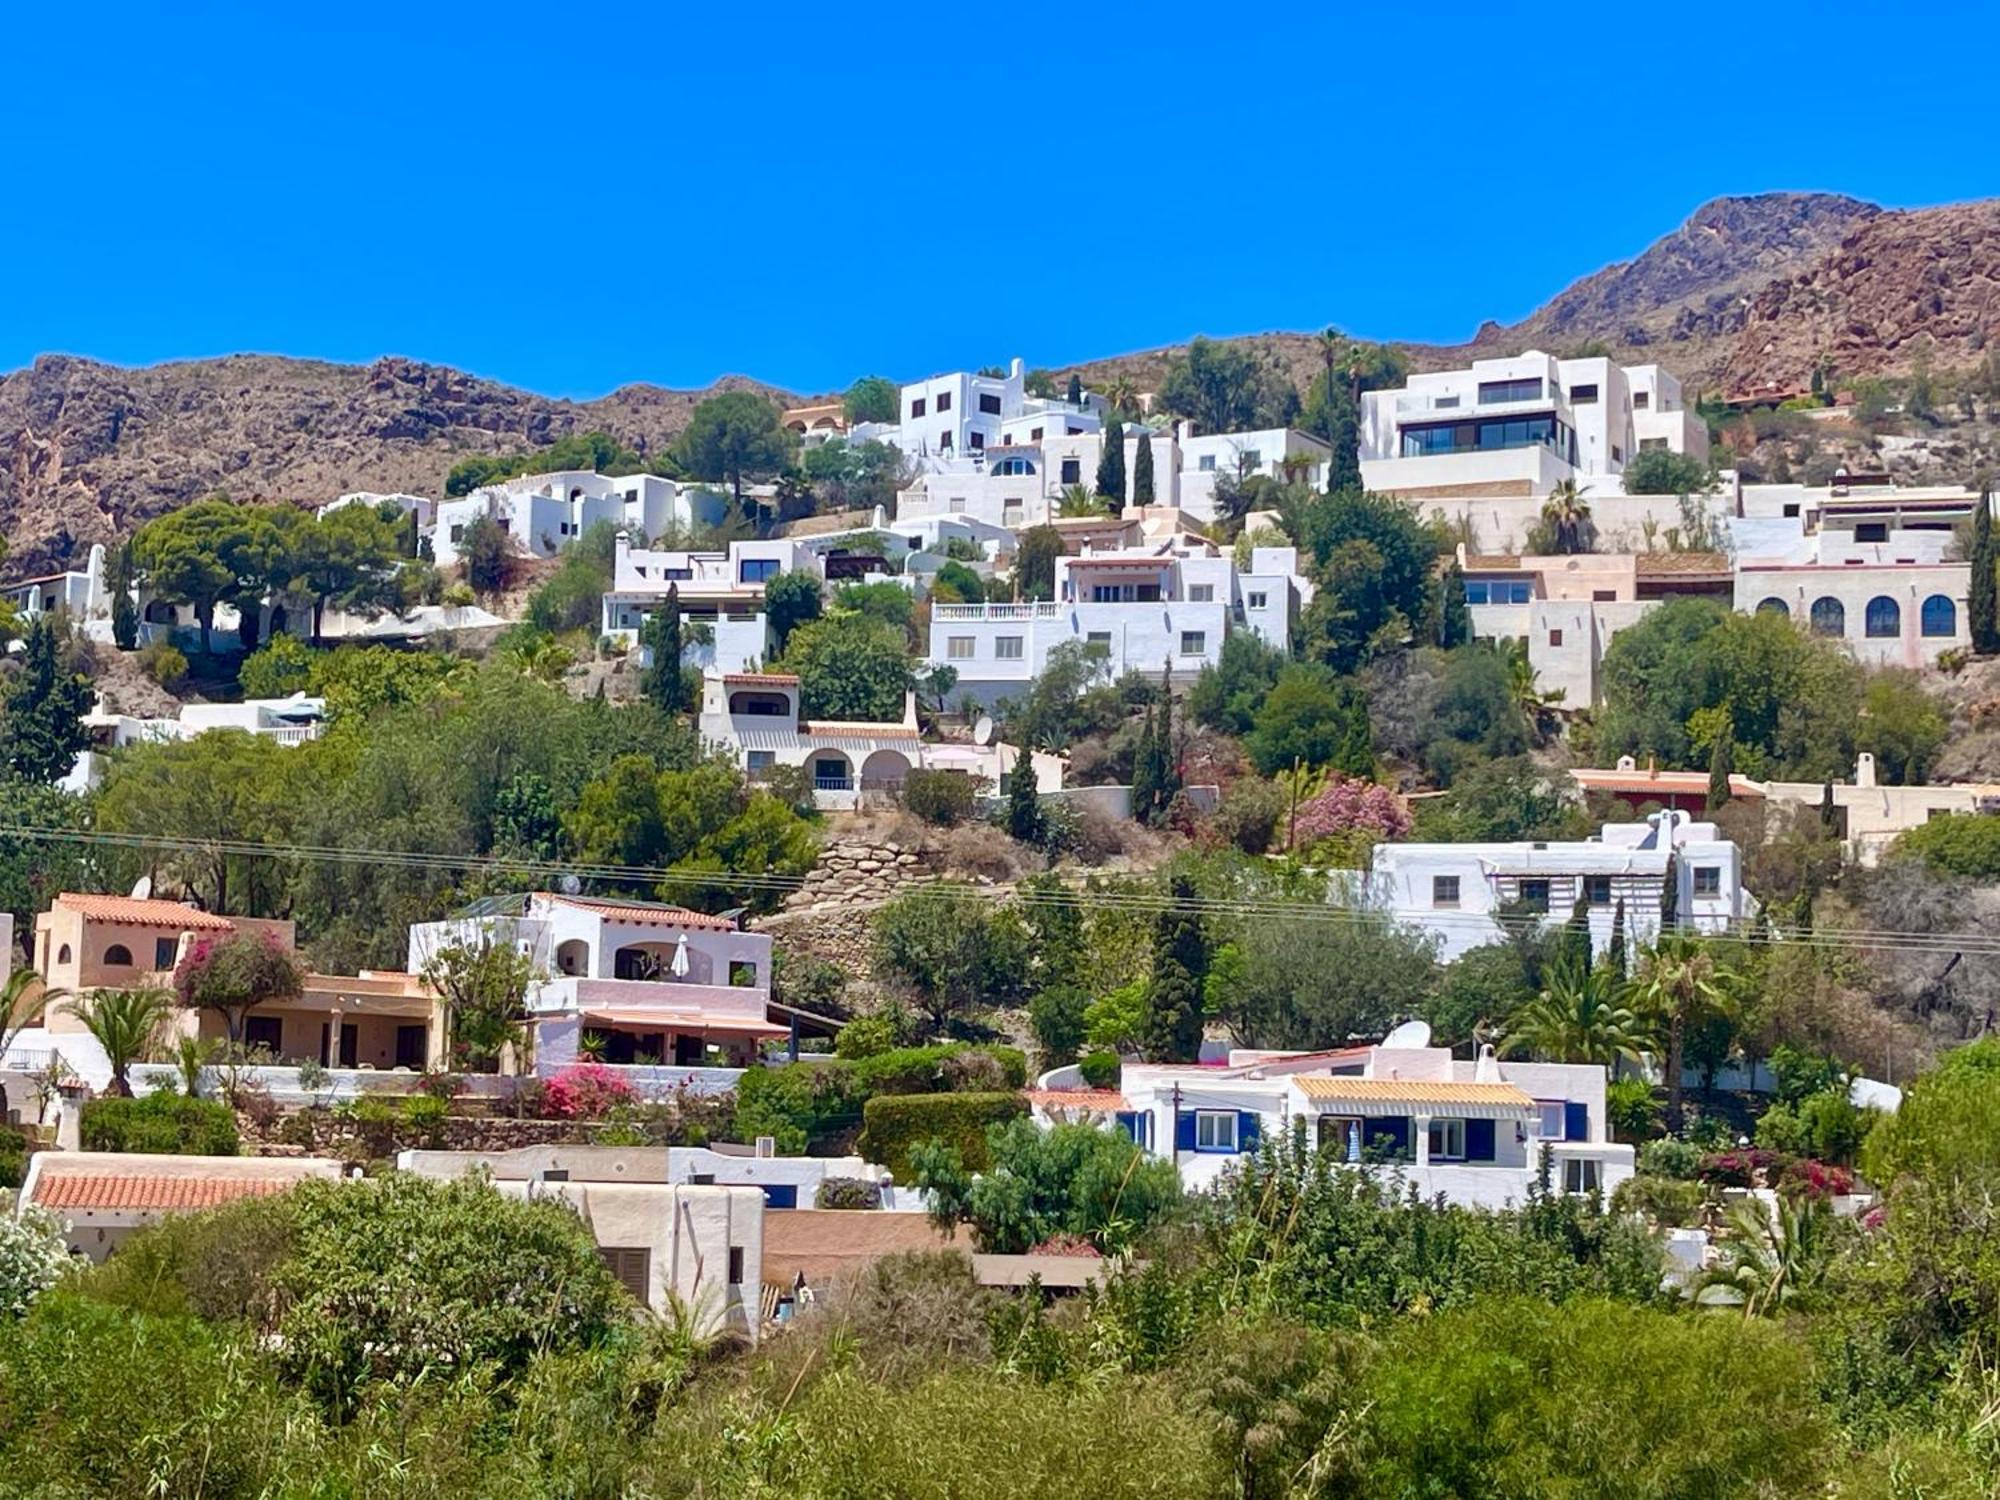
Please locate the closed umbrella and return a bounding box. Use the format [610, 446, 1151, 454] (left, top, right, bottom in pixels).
[671, 933, 690, 978]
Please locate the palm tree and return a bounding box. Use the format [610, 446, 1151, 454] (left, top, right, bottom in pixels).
[1538, 479, 1593, 554]
[1, 967, 66, 1064]
[1101, 376, 1140, 423]
[66, 986, 173, 1097]
[1696, 1196, 1837, 1318]
[1502, 957, 1653, 1070]
[1316, 328, 1344, 445]
[1503, 640, 1566, 742]
[1057, 484, 1109, 518]
[507, 634, 574, 684]
[1625, 937, 1741, 1133]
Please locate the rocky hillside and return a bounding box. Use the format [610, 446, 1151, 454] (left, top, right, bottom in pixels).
[0, 354, 799, 576]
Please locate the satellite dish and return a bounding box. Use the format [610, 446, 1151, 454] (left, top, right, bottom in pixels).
[129, 875, 153, 901]
[557, 873, 582, 895]
[1381, 1020, 1432, 1050]
[972, 715, 995, 746]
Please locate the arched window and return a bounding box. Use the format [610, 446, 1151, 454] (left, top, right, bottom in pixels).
[102, 944, 133, 967]
[56, 944, 72, 965]
[1921, 594, 1957, 638]
[1755, 597, 1789, 618]
[1809, 597, 1845, 636]
[1865, 596, 1901, 638]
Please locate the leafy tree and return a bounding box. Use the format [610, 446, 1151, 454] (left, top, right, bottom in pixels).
[1291, 489, 1440, 671]
[490, 770, 563, 861]
[1244, 663, 1372, 777]
[1227, 912, 1438, 1049]
[294, 504, 403, 641]
[131, 496, 279, 655]
[1971, 488, 1999, 654]
[1627, 937, 1740, 1132]
[420, 931, 537, 1072]
[172, 930, 305, 1047]
[0, 780, 91, 944]
[1028, 984, 1089, 1067]
[1621, 448, 1713, 495]
[458, 514, 519, 597]
[65, 987, 172, 1096]
[871, 885, 1021, 1030]
[1436, 562, 1470, 647]
[843, 375, 899, 425]
[238, 634, 316, 699]
[1013, 525, 1062, 603]
[1132, 432, 1155, 504]
[1156, 337, 1300, 432]
[108, 541, 139, 651]
[640, 583, 690, 714]
[1858, 669, 1947, 784]
[780, 613, 911, 722]
[1893, 810, 2000, 878]
[0, 615, 92, 784]
[672, 392, 794, 513]
[762, 569, 822, 658]
[1066, 372, 1083, 406]
[1187, 630, 1286, 735]
[834, 580, 915, 637]
[1706, 716, 1735, 812]
[1411, 756, 1583, 843]
[1141, 876, 1206, 1062]
[1095, 420, 1125, 503]
[799, 438, 910, 513]
[930, 560, 985, 604]
[911, 1119, 1179, 1253]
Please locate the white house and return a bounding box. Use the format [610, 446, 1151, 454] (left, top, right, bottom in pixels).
[1360, 351, 1707, 500]
[407, 892, 785, 1090]
[317, 491, 435, 531]
[1178, 427, 1332, 518]
[1089, 1026, 1632, 1207]
[866, 358, 1101, 471]
[429, 470, 730, 566]
[924, 541, 1309, 707]
[598, 533, 813, 672]
[1366, 811, 1748, 962]
[2, 544, 109, 625]
[695, 669, 1062, 811]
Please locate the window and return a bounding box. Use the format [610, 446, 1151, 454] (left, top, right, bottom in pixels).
[1855, 522, 1889, 543]
[1693, 866, 1721, 897]
[1922, 594, 1958, 637]
[56, 944, 72, 965]
[739, 558, 779, 584]
[910, 398, 926, 419]
[992, 457, 1034, 476]
[747, 750, 776, 774]
[977, 393, 1001, 415]
[728, 1245, 746, 1284]
[600, 1247, 650, 1301]
[1427, 1117, 1466, 1161]
[1535, 1101, 1566, 1140]
[244, 1015, 283, 1053]
[1477, 377, 1543, 404]
[936, 391, 952, 412]
[1194, 1110, 1238, 1152]
[1060, 458, 1081, 484]
[966, 432, 984, 452]
[1548, 628, 1563, 647]
[948, 497, 966, 513]
[155, 937, 178, 969]
[1399, 414, 1577, 465]
[1432, 875, 1461, 908]
[947, 636, 975, 660]
[1179, 631, 1207, 656]
[1198, 454, 1217, 472]
[995, 636, 1023, 660]
[729, 960, 758, 988]
[1592, 589, 1617, 602]
[1002, 504, 1023, 526]
[1247, 591, 1268, 610]
[1568, 383, 1599, 404]
[1810, 597, 1846, 636]
[1610, 445, 1623, 462]
[1239, 450, 1262, 471]
[1188, 584, 1214, 602]
[449, 524, 465, 543]
[1084, 632, 1112, 655]
[1030, 426, 1043, 442]
[1584, 875, 1612, 905]
[1632, 391, 1650, 409]
[1639, 437, 1667, 451]
[624, 488, 638, 503]
[1756, 597, 1790, 618]
[1865, 595, 1901, 638]
[102, 943, 133, 967]
[1519, 879, 1550, 913]
[1435, 395, 1460, 409]
[1563, 1158, 1602, 1194]
[938, 430, 952, 449]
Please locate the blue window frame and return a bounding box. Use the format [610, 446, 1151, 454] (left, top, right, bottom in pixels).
[1194, 1110, 1238, 1152]
[739, 558, 779, 584]
[1865, 595, 1900, 639]
[1921, 593, 1956, 638]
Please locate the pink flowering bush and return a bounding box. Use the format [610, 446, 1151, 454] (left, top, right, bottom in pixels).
[1778, 1157, 1855, 1200]
[540, 1062, 638, 1120]
[1289, 776, 1412, 856]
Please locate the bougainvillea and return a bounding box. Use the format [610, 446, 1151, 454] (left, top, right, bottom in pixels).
[539, 1062, 638, 1120]
[1289, 775, 1412, 852]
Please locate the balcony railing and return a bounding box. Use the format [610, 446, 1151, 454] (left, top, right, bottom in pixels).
[930, 601, 1060, 621]
[814, 774, 854, 791]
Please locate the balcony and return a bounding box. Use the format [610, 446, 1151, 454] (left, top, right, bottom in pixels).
[529, 975, 772, 1022]
[930, 601, 1060, 622]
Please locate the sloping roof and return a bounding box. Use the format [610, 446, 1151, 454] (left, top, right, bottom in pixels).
[33, 1173, 300, 1211]
[53, 893, 236, 930]
[1292, 1078, 1534, 1109]
[803, 721, 919, 739]
[542, 894, 738, 931]
[1026, 1089, 1129, 1112]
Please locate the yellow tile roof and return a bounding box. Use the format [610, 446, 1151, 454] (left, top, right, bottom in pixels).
[1292, 1078, 1534, 1108]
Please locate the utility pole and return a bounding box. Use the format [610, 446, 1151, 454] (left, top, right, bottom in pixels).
[1171, 1081, 1183, 1160]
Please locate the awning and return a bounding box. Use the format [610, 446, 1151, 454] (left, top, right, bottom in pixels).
[580, 1008, 790, 1039]
[1291, 1078, 1534, 1119]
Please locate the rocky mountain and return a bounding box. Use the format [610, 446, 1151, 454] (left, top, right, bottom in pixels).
[0, 354, 799, 577]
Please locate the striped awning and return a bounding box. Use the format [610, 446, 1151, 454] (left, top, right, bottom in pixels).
[1290, 1077, 1534, 1118]
[581, 1008, 790, 1039]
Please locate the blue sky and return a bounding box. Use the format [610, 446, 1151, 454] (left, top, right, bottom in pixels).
[5, 2, 1996, 400]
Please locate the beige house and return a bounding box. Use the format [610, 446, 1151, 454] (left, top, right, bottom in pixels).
[20, 1151, 345, 1261]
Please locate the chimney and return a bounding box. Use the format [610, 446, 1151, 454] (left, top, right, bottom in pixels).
[1009, 357, 1024, 381]
[755, 1136, 776, 1158]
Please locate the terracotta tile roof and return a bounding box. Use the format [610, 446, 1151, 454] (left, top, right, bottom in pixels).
[1026, 1089, 1130, 1112]
[54, 893, 236, 930]
[723, 672, 800, 686]
[1292, 1078, 1534, 1108]
[34, 1173, 299, 1211]
[1570, 768, 1764, 797]
[544, 894, 738, 931]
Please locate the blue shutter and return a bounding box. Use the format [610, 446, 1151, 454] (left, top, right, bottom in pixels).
[760, 1184, 798, 1209]
[1114, 1111, 1138, 1143]
[1465, 1118, 1495, 1162]
[1237, 1111, 1261, 1154]
[1564, 1102, 1589, 1142]
[1174, 1111, 1196, 1153]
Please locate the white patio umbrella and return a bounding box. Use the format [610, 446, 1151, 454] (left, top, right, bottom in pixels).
[670, 932, 690, 978]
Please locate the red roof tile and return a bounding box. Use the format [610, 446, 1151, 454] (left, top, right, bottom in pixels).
[543, 894, 738, 930]
[34, 1174, 298, 1211]
[1026, 1089, 1130, 1112]
[723, 672, 800, 686]
[54, 893, 235, 930]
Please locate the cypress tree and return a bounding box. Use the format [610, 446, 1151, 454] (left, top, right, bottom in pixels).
[1156, 665, 1181, 809]
[1819, 780, 1838, 834]
[1141, 875, 1207, 1063]
[1560, 893, 1593, 974]
[1659, 851, 1680, 936]
[1066, 373, 1083, 407]
[1096, 421, 1126, 506]
[1005, 750, 1044, 846]
[1606, 899, 1628, 979]
[1437, 563, 1471, 648]
[0, 614, 93, 784]
[109, 541, 139, 651]
[1133, 433, 1156, 504]
[1705, 720, 1734, 813]
[1972, 488, 1999, 654]
[642, 582, 689, 714]
[1131, 696, 1162, 827]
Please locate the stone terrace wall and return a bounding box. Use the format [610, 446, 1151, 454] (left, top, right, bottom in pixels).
[754, 835, 942, 984]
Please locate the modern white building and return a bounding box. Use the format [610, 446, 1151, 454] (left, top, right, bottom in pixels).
[598, 533, 811, 673]
[1360, 351, 1707, 500]
[1366, 812, 1748, 962]
[695, 669, 1063, 811]
[429, 470, 730, 566]
[864, 358, 1101, 471]
[1178, 426, 1332, 517]
[1, 544, 109, 625]
[317, 490, 435, 531]
[924, 541, 1310, 707]
[59, 693, 329, 794]
[407, 892, 785, 1090]
[1087, 1027, 1633, 1206]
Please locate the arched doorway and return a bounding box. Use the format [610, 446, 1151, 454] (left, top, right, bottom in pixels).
[810, 753, 854, 792]
[1755, 597, 1789, 617]
[1809, 597, 1845, 636]
[553, 938, 591, 977]
[860, 748, 913, 792]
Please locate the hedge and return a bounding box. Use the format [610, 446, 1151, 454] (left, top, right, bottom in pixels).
[734, 1044, 1027, 1155]
[814, 1176, 884, 1210]
[856, 1091, 1027, 1179]
[0, 1124, 27, 1188]
[81, 1093, 241, 1156]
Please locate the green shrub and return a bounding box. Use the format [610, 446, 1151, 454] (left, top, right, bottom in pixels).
[81, 1092, 240, 1155]
[141, 640, 189, 689]
[1636, 1137, 1703, 1180]
[1029, 985, 1090, 1068]
[1893, 813, 2000, 879]
[857, 1091, 1026, 1178]
[0, 1124, 28, 1189]
[902, 767, 980, 827]
[815, 1176, 883, 1210]
[1078, 1050, 1121, 1089]
[1755, 1090, 1872, 1166]
[835, 1005, 915, 1060]
[238, 634, 316, 698]
[1610, 1174, 1706, 1227]
[1605, 1077, 1659, 1141]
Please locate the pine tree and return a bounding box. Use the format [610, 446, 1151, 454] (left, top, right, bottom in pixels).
[1659, 852, 1680, 936]
[641, 583, 689, 714]
[0, 614, 93, 784]
[1133, 433, 1155, 505]
[1972, 488, 1999, 655]
[1066, 373, 1083, 407]
[1706, 720, 1735, 812]
[1437, 563, 1471, 648]
[109, 541, 139, 651]
[1141, 875, 1207, 1063]
[1005, 750, 1044, 846]
[1606, 899, 1628, 980]
[1096, 421, 1126, 506]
